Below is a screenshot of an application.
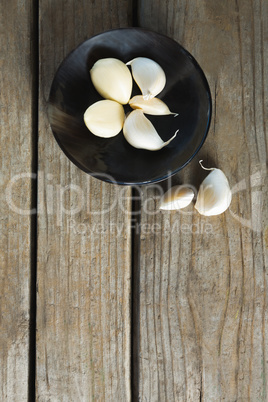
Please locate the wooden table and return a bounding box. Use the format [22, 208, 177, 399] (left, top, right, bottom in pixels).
[1, 0, 267, 400]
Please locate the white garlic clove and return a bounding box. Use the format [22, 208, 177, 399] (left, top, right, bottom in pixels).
[126, 57, 166, 100]
[159, 186, 194, 210]
[84, 100, 125, 138]
[129, 95, 176, 115]
[123, 110, 178, 151]
[195, 161, 232, 216]
[90, 58, 132, 104]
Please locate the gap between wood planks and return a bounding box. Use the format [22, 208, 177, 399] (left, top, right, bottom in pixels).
[131, 186, 142, 401]
[28, 0, 39, 400]
[130, 3, 141, 400]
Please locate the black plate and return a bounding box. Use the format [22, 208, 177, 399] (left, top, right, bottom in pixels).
[48, 28, 212, 185]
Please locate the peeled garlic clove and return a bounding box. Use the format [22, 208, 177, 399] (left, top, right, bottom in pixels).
[126, 57, 166, 100]
[159, 186, 194, 210]
[84, 100, 125, 138]
[195, 161, 232, 216]
[90, 58, 132, 104]
[129, 95, 176, 115]
[123, 110, 178, 151]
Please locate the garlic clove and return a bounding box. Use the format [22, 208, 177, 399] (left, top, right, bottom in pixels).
[84, 100, 125, 138]
[90, 58, 132, 104]
[159, 186, 194, 210]
[123, 110, 178, 151]
[129, 95, 176, 115]
[195, 161, 232, 216]
[126, 57, 166, 100]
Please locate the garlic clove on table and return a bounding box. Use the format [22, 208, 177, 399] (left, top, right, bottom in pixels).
[126, 57, 166, 100]
[195, 161, 232, 216]
[159, 186, 195, 210]
[84, 100, 125, 138]
[129, 95, 176, 115]
[123, 109, 178, 151]
[90, 58, 133, 104]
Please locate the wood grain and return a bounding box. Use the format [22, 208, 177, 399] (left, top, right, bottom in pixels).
[36, 1, 132, 400]
[0, 1, 35, 400]
[2, 1, 267, 400]
[137, 0, 268, 400]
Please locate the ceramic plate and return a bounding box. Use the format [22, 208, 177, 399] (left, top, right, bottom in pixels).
[48, 28, 212, 185]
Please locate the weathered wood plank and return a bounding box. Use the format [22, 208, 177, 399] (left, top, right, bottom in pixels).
[137, 0, 268, 400]
[0, 1, 35, 400]
[36, 1, 132, 400]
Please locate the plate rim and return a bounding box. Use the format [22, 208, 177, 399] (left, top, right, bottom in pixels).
[48, 27, 212, 186]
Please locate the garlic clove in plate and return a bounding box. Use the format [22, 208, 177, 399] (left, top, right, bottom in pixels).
[123, 110, 178, 151]
[159, 186, 194, 210]
[129, 95, 176, 115]
[195, 161, 232, 216]
[126, 57, 166, 100]
[90, 58, 132, 104]
[84, 100, 125, 138]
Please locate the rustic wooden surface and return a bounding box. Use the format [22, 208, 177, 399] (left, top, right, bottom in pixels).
[36, 1, 132, 401]
[0, 1, 34, 400]
[137, 0, 268, 401]
[1, 0, 267, 401]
